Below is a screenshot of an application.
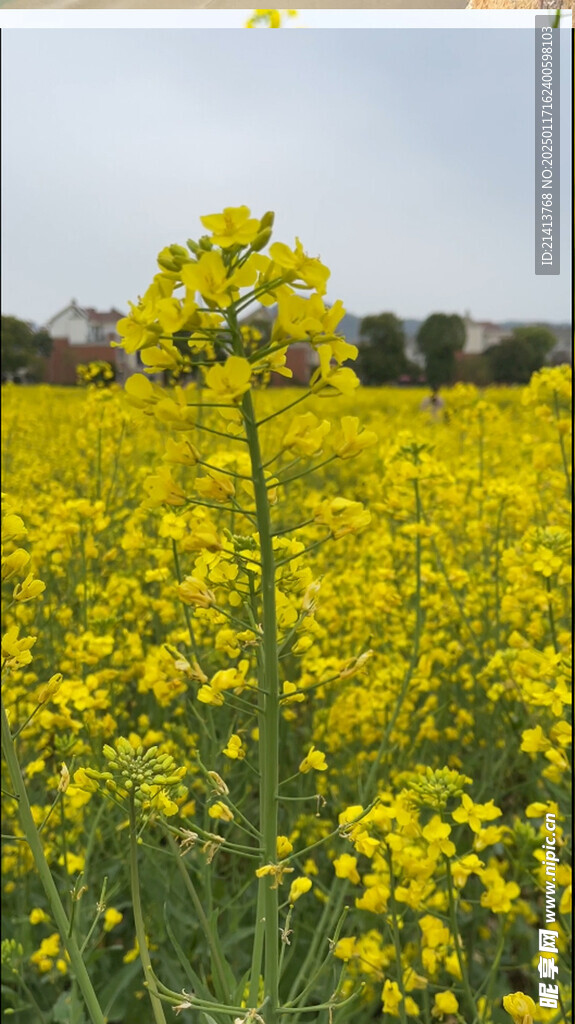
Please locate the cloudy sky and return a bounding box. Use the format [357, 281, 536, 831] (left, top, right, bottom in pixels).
[2, 27, 572, 327]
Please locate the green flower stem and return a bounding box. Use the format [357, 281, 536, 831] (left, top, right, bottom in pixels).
[281, 803, 378, 868]
[214, 800, 263, 842]
[185, 496, 257, 519]
[232, 276, 287, 315]
[274, 535, 330, 569]
[248, 878, 266, 1007]
[256, 391, 310, 428]
[38, 786, 64, 833]
[0, 695, 106, 1024]
[164, 831, 233, 1005]
[271, 518, 315, 538]
[79, 877, 108, 955]
[286, 877, 347, 1004]
[278, 666, 352, 701]
[275, 455, 337, 489]
[263, 453, 302, 474]
[198, 458, 254, 481]
[475, 919, 506, 1019]
[386, 850, 408, 1024]
[10, 698, 45, 740]
[278, 983, 363, 1016]
[278, 905, 294, 981]
[546, 577, 558, 653]
[419, 941, 431, 1024]
[211, 603, 254, 631]
[277, 771, 301, 788]
[148, 968, 253, 1015]
[288, 904, 349, 1011]
[12, 976, 49, 1024]
[59, 787, 70, 905]
[444, 855, 478, 1024]
[164, 821, 259, 857]
[232, 498, 258, 526]
[427, 533, 482, 654]
[128, 795, 168, 1024]
[194, 419, 249, 444]
[171, 538, 201, 663]
[232, 312, 281, 1024]
[222, 691, 262, 716]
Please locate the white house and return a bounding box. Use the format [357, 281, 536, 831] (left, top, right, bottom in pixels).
[45, 300, 124, 346]
[44, 300, 139, 381]
[463, 313, 509, 355]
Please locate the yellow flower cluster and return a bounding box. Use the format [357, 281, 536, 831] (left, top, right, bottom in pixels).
[76, 361, 115, 387]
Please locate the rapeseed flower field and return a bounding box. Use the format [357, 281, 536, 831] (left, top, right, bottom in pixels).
[1, 207, 571, 1024]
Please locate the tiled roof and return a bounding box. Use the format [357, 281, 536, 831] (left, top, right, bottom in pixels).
[84, 308, 124, 323]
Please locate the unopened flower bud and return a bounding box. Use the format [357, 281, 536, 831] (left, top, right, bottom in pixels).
[250, 227, 272, 253]
[259, 211, 275, 231]
[157, 255, 180, 272]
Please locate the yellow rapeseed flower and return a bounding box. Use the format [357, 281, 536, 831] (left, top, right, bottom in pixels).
[503, 993, 537, 1024]
[288, 876, 312, 904]
[299, 745, 327, 773]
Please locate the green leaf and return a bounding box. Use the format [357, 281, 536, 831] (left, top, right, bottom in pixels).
[51, 990, 88, 1024]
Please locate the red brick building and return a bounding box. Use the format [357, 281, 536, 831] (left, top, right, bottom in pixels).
[43, 301, 137, 384]
[43, 336, 122, 385]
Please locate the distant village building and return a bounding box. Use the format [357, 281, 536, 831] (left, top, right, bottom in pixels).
[463, 313, 508, 355]
[38, 301, 567, 387]
[43, 300, 137, 384]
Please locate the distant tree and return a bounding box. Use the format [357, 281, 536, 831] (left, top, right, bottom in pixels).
[416, 314, 465, 390]
[485, 339, 536, 384]
[509, 325, 557, 364]
[1, 316, 52, 383]
[486, 325, 557, 384]
[356, 313, 407, 385]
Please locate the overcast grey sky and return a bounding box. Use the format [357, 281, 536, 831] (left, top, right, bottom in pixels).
[2, 29, 572, 327]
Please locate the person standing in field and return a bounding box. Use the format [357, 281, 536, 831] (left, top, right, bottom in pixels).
[420, 389, 448, 422]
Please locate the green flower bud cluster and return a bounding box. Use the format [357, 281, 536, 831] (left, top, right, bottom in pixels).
[224, 529, 258, 552]
[156, 244, 191, 273]
[1, 938, 24, 973]
[533, 525, 571, 556]
[406, 766, 471, 811]
[397, 441, 434, 465]
[186, 235, 214, 257]
[85, 737, 185, 802]
[509, 819, 539, 858]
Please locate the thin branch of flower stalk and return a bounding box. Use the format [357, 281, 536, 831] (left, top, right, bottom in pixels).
[128, 795, 168, 1024]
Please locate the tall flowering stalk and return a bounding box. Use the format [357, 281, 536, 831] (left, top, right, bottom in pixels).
[109, 206, 375, 1022]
